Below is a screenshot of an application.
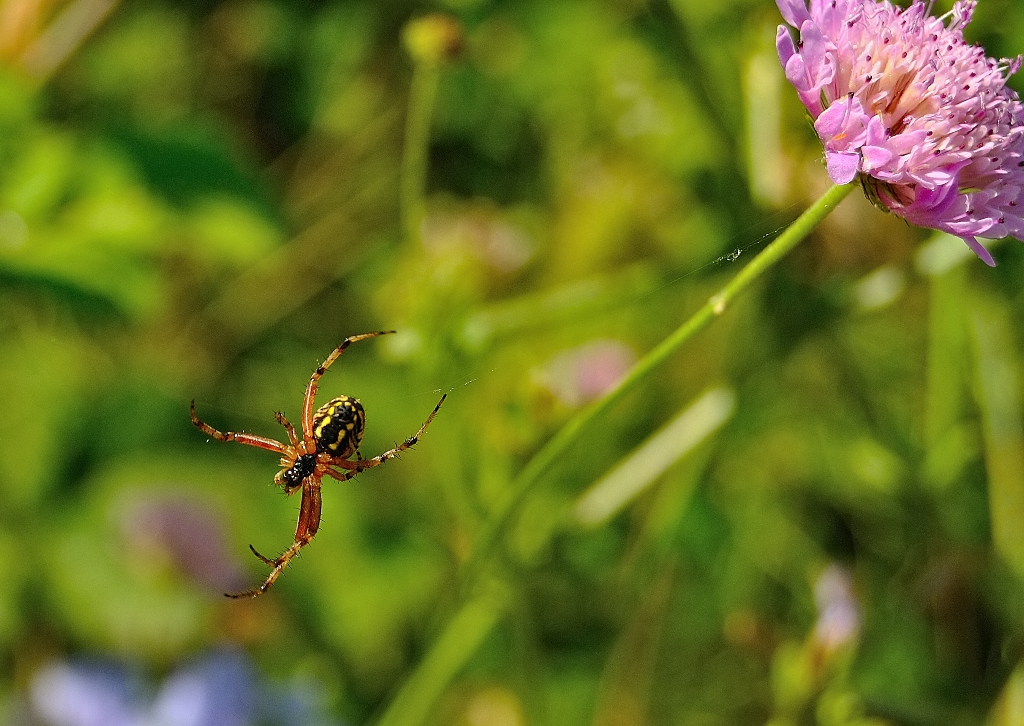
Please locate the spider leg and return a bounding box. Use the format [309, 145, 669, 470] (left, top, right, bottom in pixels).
[191, 400, 288, 454]
[226, 477, 324, 598]
[332, 449, 365, 471]
[248, 544, 276, 566]
[301, 331, 395, 439]
[226, 536, 313, 598]
[336, 392, 447, 472]
[325, 467, 358, 483]
[274, 411, 300, 447]
[294, 476, 323, 541]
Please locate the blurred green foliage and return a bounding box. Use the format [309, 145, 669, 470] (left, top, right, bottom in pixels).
[2, 0, 1024, 724]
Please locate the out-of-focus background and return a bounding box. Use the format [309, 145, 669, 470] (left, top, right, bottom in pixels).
[3, 0, 1024, 724]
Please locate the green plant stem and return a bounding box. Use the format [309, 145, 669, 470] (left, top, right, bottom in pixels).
[463, 181, 855, 584]
[401, 60, 441, 246]
[376, 182, 854, 726]
[375, 591, 505, 726]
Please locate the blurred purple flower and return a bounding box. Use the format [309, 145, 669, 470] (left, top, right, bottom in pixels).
[812, 564, 860, 652]
[422, 204, 534, 273]
[776, 0, 1024, 265]
[543, 340, 636, 408]
[120, 493, 244, 591]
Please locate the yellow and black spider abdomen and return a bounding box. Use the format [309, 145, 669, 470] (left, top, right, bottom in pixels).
[312, 396, 366, 459]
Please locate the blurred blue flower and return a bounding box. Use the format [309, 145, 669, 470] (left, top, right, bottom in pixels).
[151, 651, 256, 726]
[29, 649, 340, 726]
[30, 661, 144, 726]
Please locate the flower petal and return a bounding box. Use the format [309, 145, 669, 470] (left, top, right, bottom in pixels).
[776, 25, 797, 70]
[861, 145, 894, 172]
[776, 0, 810, 28]
[962, 235, 997, 266]
[826, 151, 861, 183]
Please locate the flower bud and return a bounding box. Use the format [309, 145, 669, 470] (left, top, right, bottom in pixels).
[403, 13, 464, 66]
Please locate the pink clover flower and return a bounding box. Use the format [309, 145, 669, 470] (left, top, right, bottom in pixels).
[777, 0, 1024, 265]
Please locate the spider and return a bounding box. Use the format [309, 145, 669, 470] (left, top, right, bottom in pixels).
[190, 331, 446, 599]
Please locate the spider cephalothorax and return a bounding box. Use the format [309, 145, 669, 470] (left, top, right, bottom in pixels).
[277, 453, 316, 492]
[191, 331, 445, 598]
